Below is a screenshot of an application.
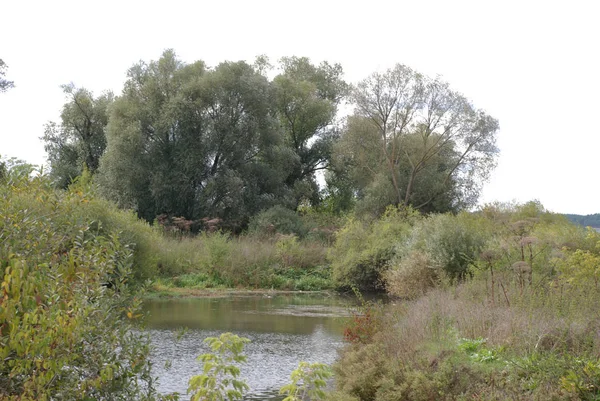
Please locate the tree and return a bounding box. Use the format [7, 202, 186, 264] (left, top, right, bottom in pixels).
[272, 57, 348, 205]
[334, 65, 499, 215]
[98, 50, 291, 227]
[0, 170, 169, 400]
[0, 59, 14, 92]
[42, 84, 113, 188]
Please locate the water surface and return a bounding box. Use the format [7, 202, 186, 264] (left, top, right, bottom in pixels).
[145, 294, 354, 399]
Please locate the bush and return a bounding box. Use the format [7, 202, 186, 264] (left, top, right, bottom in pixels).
[248, 205, 308, 238]
[329, 207, 418, 290]
[393, 213, 489, 283]
[188, 333, 250, 401]
[384, 251, 438, 299]
[0, 171, 166, 399]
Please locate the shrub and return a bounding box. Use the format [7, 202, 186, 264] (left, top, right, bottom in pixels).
[329, 206, 418, 290]
[248, 205, 308, 238]
[384, 251, 438, 299]
[0, 171, 166, 400]
[188, 333, 250, 401]
[393, 213, 489, 283]
[279, 361, 332, 401]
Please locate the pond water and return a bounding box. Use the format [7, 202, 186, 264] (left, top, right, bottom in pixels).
[144, 293, 356, 400]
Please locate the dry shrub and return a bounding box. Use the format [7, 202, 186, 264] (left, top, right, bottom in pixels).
[390, 281, 600, 355]
[335, 277, 600, 400]
[384, 251, 438, 299]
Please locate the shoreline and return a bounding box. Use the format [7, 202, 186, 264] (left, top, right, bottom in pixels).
[143, 286, 340, 299]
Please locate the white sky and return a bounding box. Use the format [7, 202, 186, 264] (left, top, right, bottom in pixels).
[1, 0, 598, 214]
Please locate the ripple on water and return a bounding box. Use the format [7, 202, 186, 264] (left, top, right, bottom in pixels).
[146, 296, 349, 400]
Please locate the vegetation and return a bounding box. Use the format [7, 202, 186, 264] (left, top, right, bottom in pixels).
[188, 333, 250, 401]
[0, 59, 14, 92]
[187, 332, 333, 401]
[565, 213, 600, 228]
[328, 206, 418, 291]
[0, 164, 170, 400]
[42, 84, 114, 188]
[332, 65, 498, 216]
[9, 48, 600, 400]
[42, 50, 498, 229]
[279, 361, 332, 401]
[329, 202, 600, 400]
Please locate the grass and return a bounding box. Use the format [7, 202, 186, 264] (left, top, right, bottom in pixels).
[144, 233, 333, 294]
[334, 276, 600, 400]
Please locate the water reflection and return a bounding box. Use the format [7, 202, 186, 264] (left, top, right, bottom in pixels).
[145, 294, 353, 400]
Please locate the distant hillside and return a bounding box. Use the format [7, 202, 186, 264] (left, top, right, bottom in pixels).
[565, 213, 600, 228]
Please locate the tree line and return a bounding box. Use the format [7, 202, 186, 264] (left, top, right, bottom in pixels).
[565, 213, 600, 228]
[42, 50, 499, 229]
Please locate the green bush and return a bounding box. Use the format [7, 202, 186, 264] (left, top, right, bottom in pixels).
[395, 213, 489, 282]
[188, 333, 250, 401]
[280, 361, 332, 401]
[248, 205, 308, 238]
[0, 170, 167, 400]
[329, 206, 418, 290]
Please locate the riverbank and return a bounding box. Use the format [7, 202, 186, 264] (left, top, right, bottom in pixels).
[330, 276, 600, 401]
[144, 285, 338, 299]
[147, 261, 335, 298]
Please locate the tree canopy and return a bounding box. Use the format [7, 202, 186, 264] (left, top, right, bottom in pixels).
[41, 50, 499, 228]
[98, 50, 296, 228]
[332, 64, 499, 215]
[42, 84, 113, 188]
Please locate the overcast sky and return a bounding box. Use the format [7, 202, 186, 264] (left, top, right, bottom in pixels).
[1, 0, 598, 214]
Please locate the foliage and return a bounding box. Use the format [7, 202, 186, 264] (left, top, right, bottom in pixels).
[565, 213, 600, 228]
[96, 51, 348, 227]
[329, 206, 418, 290]
[0, 58, 14, 92]
[0, 165, 168, 399]
[188, 332, 250, 401]
[333, 64, 499, 216]
[248, 205, 308, 237]
[560, 358, 600, 400]
[416, 212, 488, 281]
[343, 294, 384, 345]
[279, 361, 332, 401]
[457, 337, 500, 363]
[384, 250, 438, 299]
[98, 50, 290, 226]
[556, 230, 600, 288]
[273, 56, 348, 206]
[35, 50, 500, 229]
[42, 84, 114, 188]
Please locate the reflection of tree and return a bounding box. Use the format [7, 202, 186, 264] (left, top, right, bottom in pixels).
[144, 296, 349, 335]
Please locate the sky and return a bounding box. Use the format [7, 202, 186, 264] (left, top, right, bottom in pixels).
[1, 0, 598, 214]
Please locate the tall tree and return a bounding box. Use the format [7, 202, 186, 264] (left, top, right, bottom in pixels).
[333, 64, 499, 214]
[42, 84, 113, 188]
[272, 57, 347, 205]
[0, 59, 15, 92]
[98, 50, 290, 227]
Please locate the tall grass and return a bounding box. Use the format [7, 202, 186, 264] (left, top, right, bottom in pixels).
[150, 233, 331, 291]
[334, 276, 600, 400]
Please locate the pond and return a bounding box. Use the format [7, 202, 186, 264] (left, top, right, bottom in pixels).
[144, 293, 356, 400]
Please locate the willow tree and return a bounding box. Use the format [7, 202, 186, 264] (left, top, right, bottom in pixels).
[98, 50, 290, 227]
[272, 57, 347, 205]
[42, 84, 114, 188]
[334, 64, 499, 214]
